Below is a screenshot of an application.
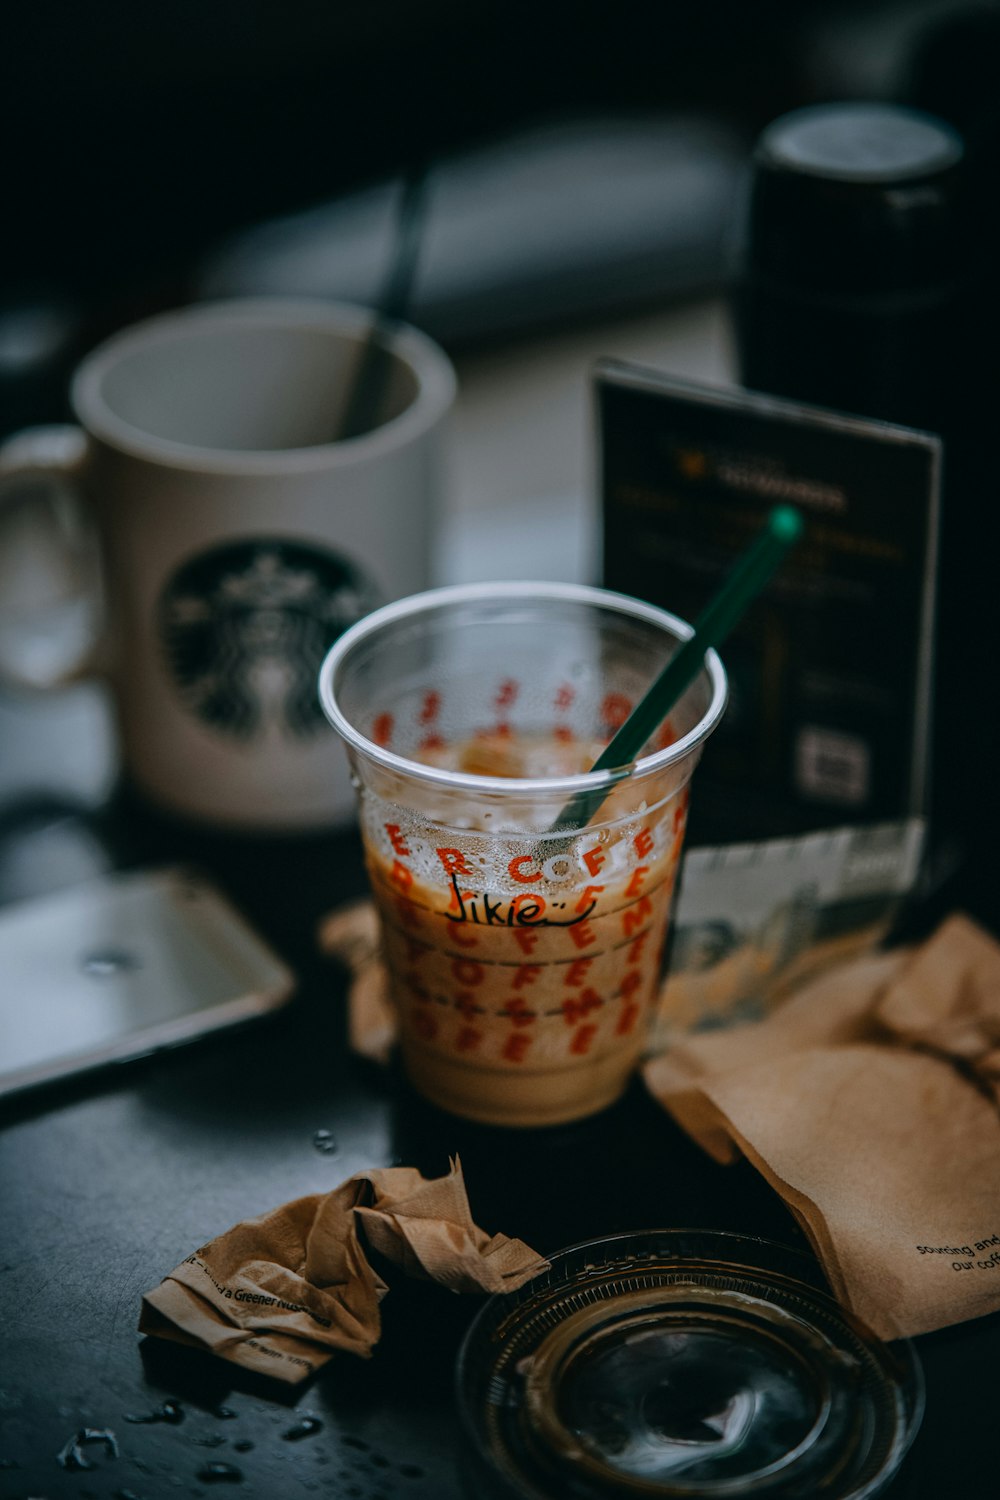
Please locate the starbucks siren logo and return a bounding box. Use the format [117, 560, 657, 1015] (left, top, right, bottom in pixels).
[159, 539, 379, 740]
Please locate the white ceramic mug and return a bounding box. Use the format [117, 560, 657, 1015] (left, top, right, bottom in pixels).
[0, 298, 456, 828]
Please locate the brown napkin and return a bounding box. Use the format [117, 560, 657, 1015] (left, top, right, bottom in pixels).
[644, 915, 1000, 1341]
[140, 1159, 545, 1384]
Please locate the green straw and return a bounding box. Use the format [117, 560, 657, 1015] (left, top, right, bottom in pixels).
[551, 505, 804, 832]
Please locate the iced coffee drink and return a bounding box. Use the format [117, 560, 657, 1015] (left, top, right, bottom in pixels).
[320, 583, 726, 1126]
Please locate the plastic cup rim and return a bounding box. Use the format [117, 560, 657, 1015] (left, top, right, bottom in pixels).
[317, 580, 728, 800]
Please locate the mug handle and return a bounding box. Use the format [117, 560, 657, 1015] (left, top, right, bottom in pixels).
[0, 425, 105, 691]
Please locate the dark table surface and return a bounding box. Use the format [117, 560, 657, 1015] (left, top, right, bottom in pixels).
[1, 685, 998, 1500]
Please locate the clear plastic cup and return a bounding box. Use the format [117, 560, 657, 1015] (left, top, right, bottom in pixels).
[319, 582, 726, 1126]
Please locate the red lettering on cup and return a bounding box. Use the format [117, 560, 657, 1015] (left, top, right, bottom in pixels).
[561, 989, 601, 1025]
[419, 690, 441, 723]
[404, 935, 431, 964]
[418, 732, 445, 753]
[509, 856, 543, 884]
[673, 788, 690, 829]
[512, 964, 542, 990]
[553, 725, 575, 742]
[622, 896, 653, 938]
[452, 958, 485, 986]
[564, 957, 594, 987]
[513, 929, 539, 955]
[616, 1001, 639, 1036]
[455, 992, 481, 1020]
[495, 678, 519, 709]
[601, 692, 632, 730]
[569, 1023, 598, 1055]
[554, 683, 575, 711]
[624, 866, 649, 898]
[385, 822, 411, 857]
[451, 927, 480, 949]
[512, 892, 547, 921]
[634, 827, 654, 858]
[390, 860, 413, 893]
[411, 1010, 438, 1041]
[575, 883, 605, 913]
[569, 919, 597, 950]
[620, 968, 644, 998]
[372, 712, 393, 747]
[456, 1026, 483, 1052]
[503, 1032, 532, 1063]
[437, 847, 472, 876]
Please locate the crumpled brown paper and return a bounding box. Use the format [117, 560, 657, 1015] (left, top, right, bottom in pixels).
[644, 914, 1000, 1341]
[140, 1159, 545, 1383]
[322, 903, 1000, 1341]
[319, 899, 396, 1065]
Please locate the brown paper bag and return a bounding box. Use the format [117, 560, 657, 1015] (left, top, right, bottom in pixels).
[645, 916, 1000, 1340]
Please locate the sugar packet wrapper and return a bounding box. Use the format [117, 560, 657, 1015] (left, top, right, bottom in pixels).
[644, 914, 1000, 1341]
[140, 1159, 545, 1384]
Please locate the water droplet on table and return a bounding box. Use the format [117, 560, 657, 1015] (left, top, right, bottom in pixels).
[312, 1129, 339, 1155]
[196, 1461, 243, 1483]
[81, 948, 141, 977]
[124, 1400, 184, 1425]
[58, 1427, 119, 1470]
[233, 1440, 254, 1453]
[282, 1416, 322, 1441]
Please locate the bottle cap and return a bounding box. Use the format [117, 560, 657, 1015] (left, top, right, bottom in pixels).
[746, 102, 964, 295]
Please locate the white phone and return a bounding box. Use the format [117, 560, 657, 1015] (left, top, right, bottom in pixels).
[0, 866, 294, 1098]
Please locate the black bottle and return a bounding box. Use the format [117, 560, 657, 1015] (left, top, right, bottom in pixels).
[733, 101, 989, 896]
[735, 101, 964, 433]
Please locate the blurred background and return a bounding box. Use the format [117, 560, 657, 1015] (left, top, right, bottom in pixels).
[3, 0, 999, 432]
[2, 0, 999, 868]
